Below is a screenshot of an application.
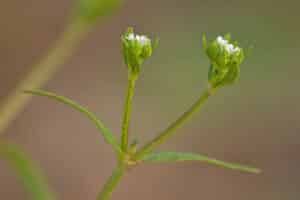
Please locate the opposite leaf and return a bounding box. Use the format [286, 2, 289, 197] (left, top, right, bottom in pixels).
[0, 141, 55, 200]
[143, 152, 261, 174]
[24, 90, 122, 154]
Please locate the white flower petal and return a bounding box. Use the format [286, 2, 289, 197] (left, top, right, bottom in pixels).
[216, 36, 241, 55]
[136, 35, 150, 46]
[127, 33, 135, 41]
[217, 36, 229, 46]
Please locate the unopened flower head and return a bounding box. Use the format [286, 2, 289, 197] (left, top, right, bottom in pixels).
[122, 27, 155, 76]
[216, 36, 241, 55]
[202, 34, 247, 88]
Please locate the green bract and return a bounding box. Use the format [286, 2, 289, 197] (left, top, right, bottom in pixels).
[203, 34, 245, 88]
[121, 27, 154, 76]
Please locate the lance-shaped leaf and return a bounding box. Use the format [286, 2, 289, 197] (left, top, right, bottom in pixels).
[0, 141, 56, 200]
[142, 152, 261, 174]
[24, 90, 122, 154]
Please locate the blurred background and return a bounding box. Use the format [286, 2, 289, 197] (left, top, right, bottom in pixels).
[0, 0, 299, 199]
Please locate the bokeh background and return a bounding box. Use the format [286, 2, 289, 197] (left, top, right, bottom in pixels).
[0, 0, 299, 199]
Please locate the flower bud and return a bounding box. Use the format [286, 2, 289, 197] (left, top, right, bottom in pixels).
[121, 27, 155, 76]
[203, 34, 245, 88]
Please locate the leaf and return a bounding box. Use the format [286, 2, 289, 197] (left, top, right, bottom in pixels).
[0, 141, 56, 200]
[143, 152, 261, 174]
[24, 89, 122, 154]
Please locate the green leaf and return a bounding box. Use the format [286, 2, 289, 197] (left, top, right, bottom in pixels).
[24, 89, 122, 154]
[143, 152, 261, 174]
[0, 141, 56, 200]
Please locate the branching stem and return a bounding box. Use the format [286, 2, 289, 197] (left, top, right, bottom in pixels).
[135, 88, 214, 159]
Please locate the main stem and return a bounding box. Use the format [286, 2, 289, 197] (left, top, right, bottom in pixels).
[121, 75, 137, 151]
[0, 19, 90, 135]
[97, 165, 125, 200]
[135, 88, 214, 159]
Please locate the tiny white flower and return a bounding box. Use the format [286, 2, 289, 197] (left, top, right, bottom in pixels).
[137, 35, 150, 46]
[126, 34, 150, 46]
[122, 27, 154, 74]
[227, 45, 240, 54]
[217, 36, 228, 46]
[127, 33, 135, 41]
[226, 44, 234, 52]
[216, 36, 240, 55]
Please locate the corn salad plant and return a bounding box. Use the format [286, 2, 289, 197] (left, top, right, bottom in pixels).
[24, 28, 260, 200]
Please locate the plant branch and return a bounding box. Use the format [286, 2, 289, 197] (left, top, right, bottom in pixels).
[97, 165, 125, 200]
[121, 75, 137, 151]
[135, 88, 213, 159]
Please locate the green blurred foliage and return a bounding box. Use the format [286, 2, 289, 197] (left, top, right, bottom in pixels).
[75, 0, 123, 24]
[0, 142, 55, 200]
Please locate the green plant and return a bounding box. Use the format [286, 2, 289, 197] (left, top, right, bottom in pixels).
[25, 28, 260, 200]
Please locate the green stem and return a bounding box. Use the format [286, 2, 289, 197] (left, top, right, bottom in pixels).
[121, 75, 137, 151]
[0, 20, 90, 134]
[97, 165, 125, 200]
[135, 88, 214, 159]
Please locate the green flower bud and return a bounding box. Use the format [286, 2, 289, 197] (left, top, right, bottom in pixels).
[203, 34, 246, 88]
[121, 27, 155, 76]
[76, 0, 123, 24]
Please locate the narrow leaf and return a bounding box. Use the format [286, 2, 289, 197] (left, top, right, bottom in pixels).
[143, 152, 261, 174]
[24, 89, 122, 154]
[0, 141, 56, 200]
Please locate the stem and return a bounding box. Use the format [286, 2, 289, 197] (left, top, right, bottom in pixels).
[97, 165, 125, 200]
[121, 75, 137, 151]
[0, 19, 90, 134]
[135, 88, 213, 159]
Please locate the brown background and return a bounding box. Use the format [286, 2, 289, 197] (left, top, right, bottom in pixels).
[0, 0, 299, 199]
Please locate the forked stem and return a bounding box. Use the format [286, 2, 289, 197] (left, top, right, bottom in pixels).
[135, 88, 214, 159]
